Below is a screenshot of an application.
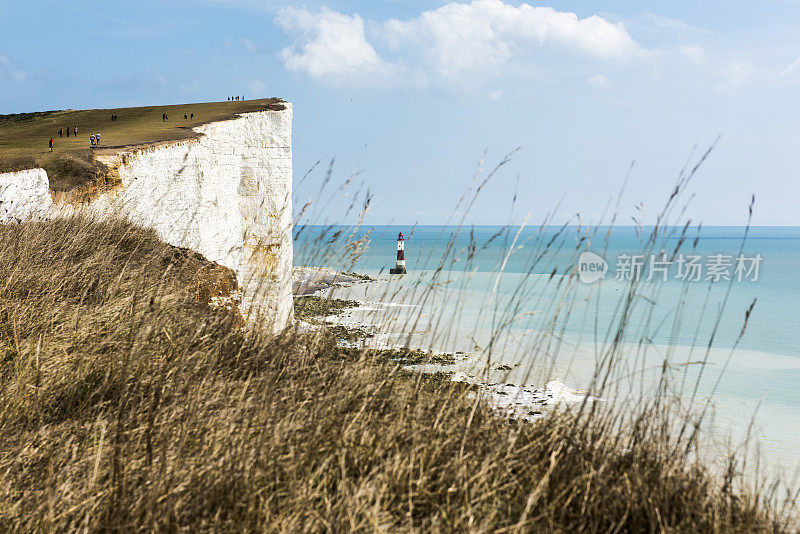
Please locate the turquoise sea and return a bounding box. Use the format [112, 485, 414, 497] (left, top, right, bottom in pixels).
[296, 225, 800, 474]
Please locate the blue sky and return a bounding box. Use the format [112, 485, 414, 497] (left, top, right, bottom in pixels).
[2, 1, 800, 225]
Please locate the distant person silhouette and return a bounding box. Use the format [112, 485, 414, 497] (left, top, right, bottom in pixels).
[74, 126, 78, 137]
[95, 133, 101, 146]
[90, 134, 95, 147]
[66, 127, 69, 137]
[190, 113, 194, 121]
[184, 113, 187, 121]
[49, 138, 53, 152]
[58, 128, 62, 137]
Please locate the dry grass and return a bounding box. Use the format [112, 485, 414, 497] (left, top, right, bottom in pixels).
[0, 216, 790, 531]
[36, 152, 108, 192]
[0, 98, 285, 190]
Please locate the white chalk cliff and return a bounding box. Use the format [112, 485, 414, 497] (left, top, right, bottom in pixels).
[0, 168, 53, 223]
[0, 105, 294, 333]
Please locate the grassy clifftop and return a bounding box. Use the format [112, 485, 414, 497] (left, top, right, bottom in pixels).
[0, 216, 786, 531]
[0, 98, 285, 190]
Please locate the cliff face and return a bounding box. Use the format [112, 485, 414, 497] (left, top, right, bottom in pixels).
[0, 105, 293, 333]
[0, 169, 53, 223]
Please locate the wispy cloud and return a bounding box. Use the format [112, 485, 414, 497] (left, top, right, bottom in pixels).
[224, 37, 259, 53]
[202, 0, 295, 12]
[247, 79, 267, 94]
[0, 54, 29, 82]
[679, 44, 706, 65]
[240, 37, 257, 53]
[587, 74, 611, 87]
[719, 61, 753, 90]
[639, 12, 716, 38]
[133, 72, 168, 93]
[780, 57, 800, 77]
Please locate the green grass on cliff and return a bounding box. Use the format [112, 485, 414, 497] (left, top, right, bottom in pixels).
[0, 216, 790, 531]
[0, 98, 285, 190]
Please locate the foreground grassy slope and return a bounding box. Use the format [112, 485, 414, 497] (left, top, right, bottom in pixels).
[0, 217, 788, 531]
[0, 98, 284, 190]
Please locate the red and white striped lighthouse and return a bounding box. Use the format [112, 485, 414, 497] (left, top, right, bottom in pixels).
[389, 232, 407, 274]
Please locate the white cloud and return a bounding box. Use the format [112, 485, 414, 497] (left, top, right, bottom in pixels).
[0, 54, 29, 82]
[384, 0, 638, 78]
[780, 57, 800, 77]
[276, 7, 388, 80]
[273, 1, 637, 84]
[587, 74, 610, 87]
[680, 44, 706, 65]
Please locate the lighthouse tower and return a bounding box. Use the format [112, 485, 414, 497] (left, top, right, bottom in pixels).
[389, 232, 407, 274]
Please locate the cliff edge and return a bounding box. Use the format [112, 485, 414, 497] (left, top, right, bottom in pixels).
[0, 102, 293, 333]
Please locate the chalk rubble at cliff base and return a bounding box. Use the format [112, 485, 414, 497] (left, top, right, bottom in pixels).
[292, 266, 363, 295]
[301, 276, 595, 424]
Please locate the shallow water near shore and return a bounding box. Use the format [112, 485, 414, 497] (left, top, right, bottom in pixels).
[297, 225, 800, 477]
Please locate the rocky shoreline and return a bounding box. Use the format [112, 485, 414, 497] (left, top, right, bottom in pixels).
[291, 267, 594, 422]
[292, 266, 375, 296]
